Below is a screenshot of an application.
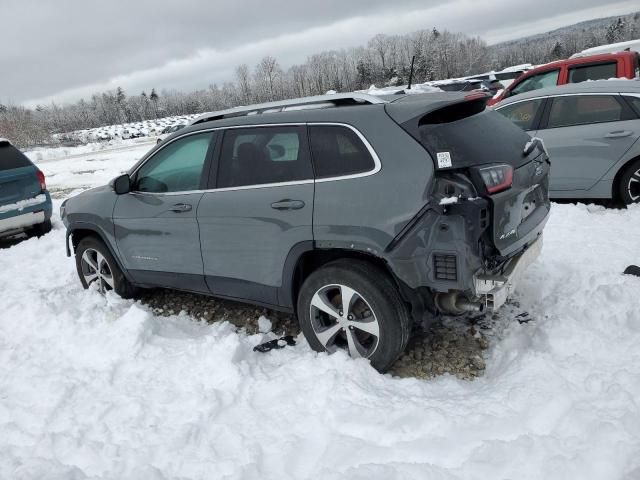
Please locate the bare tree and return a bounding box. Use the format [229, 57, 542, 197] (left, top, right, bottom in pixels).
[235, 64, 252, 105]
[3, 10, 640, 147]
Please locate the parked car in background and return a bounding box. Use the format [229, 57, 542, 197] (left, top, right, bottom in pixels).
[0, 139, 52, 239]
[488, 51, 640, 106]
[156, 123, 187, 144]
[429, 78, 486, 92]
[495, 80, 640, 203]
[62, 92, 549, 372]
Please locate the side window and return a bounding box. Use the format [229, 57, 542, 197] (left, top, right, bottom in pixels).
[510, 70, 560, 97]
[547, 95, 628, 129]
[134, 132, 214, 193]
[496, 98, 545, 131]
[568, 62, 617, 83]
[308, 125, 375, 179]
[217, 126, 312, 188]
[623, 96, 640, 117]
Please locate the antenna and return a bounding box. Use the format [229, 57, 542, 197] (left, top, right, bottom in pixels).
[407, 55, 416, 90]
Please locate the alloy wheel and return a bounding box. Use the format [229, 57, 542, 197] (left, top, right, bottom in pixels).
[80, 248, 114, 293]
[627, 167, 640, 202]
[309, 284, 380, 358]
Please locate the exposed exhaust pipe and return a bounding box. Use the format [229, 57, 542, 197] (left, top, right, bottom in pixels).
[434, 292, 484, 315]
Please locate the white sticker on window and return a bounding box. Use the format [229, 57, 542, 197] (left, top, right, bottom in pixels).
[437, 152, 452, 169]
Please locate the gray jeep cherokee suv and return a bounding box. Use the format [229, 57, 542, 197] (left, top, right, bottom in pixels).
[61, 92, 550, 372]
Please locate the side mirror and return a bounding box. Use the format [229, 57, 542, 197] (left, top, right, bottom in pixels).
[112, 173, 131, 195]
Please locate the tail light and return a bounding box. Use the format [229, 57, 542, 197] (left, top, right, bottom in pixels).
[479, 164, 513, 194]
[36, 170, 47, 191]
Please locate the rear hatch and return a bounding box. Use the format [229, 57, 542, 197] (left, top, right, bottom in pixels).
[386, 93, 550, 257]
[0, 143, 41, 210]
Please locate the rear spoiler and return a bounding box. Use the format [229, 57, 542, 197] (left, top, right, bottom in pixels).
[384, 93, 491, 138]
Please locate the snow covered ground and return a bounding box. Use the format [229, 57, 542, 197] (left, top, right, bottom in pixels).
[2, 143, 640, 479]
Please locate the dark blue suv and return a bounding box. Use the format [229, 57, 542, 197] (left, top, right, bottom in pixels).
[0, 139, 52, 239]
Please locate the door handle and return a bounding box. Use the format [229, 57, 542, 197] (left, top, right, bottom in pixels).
[606, 130, 633, 138]
[170, 203, 192, 213]
[271, 199, 305, 210]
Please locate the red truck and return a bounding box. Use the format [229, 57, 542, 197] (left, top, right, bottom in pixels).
[488, 50, 640, 106]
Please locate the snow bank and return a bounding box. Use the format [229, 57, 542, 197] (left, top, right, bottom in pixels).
[26, 142, 152, 192]
[24, 138, 154, 164]
[1, 142, 640, 479]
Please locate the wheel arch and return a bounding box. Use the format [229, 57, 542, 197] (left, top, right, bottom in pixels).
[67, 224, 133, 283]
[612, 154, 640, 201]
[282, 246, 430, 322]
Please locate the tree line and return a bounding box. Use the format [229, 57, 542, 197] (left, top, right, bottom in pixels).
[1, 12, 638, 148]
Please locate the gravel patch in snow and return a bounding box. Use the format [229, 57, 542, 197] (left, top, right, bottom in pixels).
[138, 287, 532, 380]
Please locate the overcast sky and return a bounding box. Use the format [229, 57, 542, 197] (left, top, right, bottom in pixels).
[1, 0, 637, 106]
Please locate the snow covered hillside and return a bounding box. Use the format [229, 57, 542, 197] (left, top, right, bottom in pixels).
[1, 143, 640, 479]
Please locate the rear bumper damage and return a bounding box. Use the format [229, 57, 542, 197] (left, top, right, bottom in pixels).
[473, 235, 543, 311]
[385, 197, 546, 315]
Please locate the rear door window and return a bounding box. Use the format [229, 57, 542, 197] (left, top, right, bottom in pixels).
[509, 69, 560, 97]
[0, 144, 33, 171]
[217, 126, 312, 188]
[622, 95, 640, 117]
[547, 95, 632, 128]
[308, 125, 375, 179]
[568, 62, 617, 83]
[496, 98, 545, 131]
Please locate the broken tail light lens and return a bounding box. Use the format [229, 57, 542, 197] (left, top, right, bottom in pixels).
[479, 164, 513, 194]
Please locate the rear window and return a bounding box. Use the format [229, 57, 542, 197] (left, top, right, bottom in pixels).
[418, 105, 533, 169]
[568, 62, 617, 83]
[0, 144, 33, 171]
[308, 125, 375, 179]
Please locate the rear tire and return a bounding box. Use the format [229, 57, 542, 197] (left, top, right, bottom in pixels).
[618, 159, 640, 205]
[296, 259, 411, 372]
[75, 236, 136, 298]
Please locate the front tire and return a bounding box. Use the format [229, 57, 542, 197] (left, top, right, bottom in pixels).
[618, 159, 640, 204]
[297, 260, 411, 372]
[75, 236, 135, 298]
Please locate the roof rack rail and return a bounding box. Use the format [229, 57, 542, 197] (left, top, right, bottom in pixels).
[190, 93, 386, 125]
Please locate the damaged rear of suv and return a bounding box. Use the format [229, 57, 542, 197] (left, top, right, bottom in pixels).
[62, 91, 549, 372]
[384, 93, 549, 317]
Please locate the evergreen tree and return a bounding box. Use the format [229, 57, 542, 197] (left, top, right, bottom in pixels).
[150, 89, 159, 118]
[550, 41, 564, 60]
[606, 18, 626, 44]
